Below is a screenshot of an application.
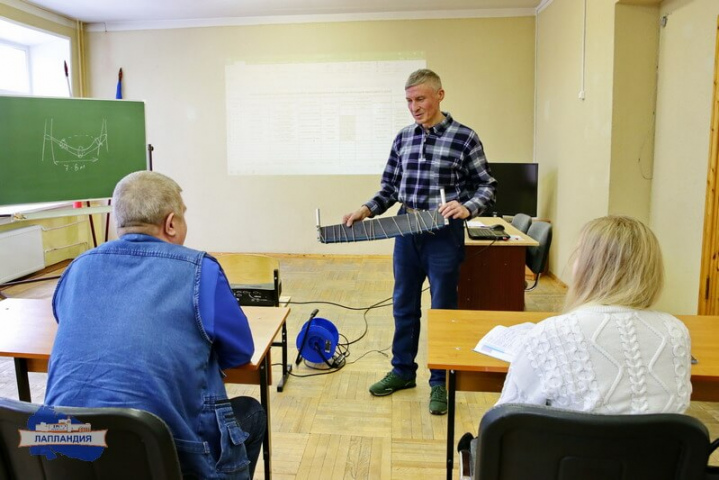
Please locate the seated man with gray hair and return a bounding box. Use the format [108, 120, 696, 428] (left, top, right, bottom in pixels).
[45, 170, 265, 480]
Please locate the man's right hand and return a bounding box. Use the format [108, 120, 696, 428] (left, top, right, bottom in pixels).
[343, 205, 371, 227]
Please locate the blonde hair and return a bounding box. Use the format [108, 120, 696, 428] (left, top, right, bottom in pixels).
[405, 69, 442, 91]
[563, 215, 664, 312]
[112, 171, 184, 231]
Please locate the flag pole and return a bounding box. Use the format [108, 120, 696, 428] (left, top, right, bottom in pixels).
[64, 61, 73, 97]
[116, 68, 123, 99]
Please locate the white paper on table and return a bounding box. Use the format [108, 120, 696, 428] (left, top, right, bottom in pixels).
[473, 322, 535, 362]
[465, 219, 488, 228]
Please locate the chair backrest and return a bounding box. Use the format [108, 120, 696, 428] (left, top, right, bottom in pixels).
[216, 253, 282, 306]
[475, 404, 712, 480]
[0, 397, 183, 480]
[526, 221, 552, 275]
[216, 253, 280, 286]
[510, 213, 532, 234]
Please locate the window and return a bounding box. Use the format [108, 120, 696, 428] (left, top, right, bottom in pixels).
[0, 17, 71, 97]
[0, 41, 29, 93]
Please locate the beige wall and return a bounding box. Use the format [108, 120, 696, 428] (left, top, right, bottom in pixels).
[83, 17, 536, 254]
[537, 0, 718, 314]
[609, 3, 659, 222]
[651, 0, 719, 314]
[535, 0, 616, 281]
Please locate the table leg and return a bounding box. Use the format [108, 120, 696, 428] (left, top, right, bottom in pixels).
[274, 322, 292, 392]
[260, 356, 272, 479]
[14, 358, 31, 402]
[446, 369, 456, 480]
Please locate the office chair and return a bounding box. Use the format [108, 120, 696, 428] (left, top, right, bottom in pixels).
[0, 397, 182, 480]
[215, 253, 292, 391]
[525, 221, 552, 291]
[510, 213, 532, 234]
[459, 403, 719, 480]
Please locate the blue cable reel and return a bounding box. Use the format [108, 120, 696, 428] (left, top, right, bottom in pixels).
[295, 314, 339, 366]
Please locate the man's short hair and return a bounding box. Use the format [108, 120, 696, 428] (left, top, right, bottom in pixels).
[405, 69, 442, 91]
[112, 171, 184, 229]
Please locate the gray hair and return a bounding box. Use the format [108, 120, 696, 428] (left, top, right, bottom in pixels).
[405, 69, 442, 91]
[112, 171, 184, 230]
[564, 215, 664, 312]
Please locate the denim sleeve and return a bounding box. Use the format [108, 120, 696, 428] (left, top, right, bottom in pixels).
[199, 257, 255, 369]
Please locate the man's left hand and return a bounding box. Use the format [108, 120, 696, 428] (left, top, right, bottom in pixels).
[439, 201, 470, 220]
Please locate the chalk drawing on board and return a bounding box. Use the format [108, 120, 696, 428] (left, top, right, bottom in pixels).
[42, 118, 109, 170]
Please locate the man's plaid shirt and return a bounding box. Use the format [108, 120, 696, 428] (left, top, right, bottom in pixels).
[365, 112, 496, 218]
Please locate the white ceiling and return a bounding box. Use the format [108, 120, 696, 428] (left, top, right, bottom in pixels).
[21, 0, 543, 25]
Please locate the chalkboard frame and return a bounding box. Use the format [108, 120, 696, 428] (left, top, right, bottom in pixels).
[0, 96, 147, 206]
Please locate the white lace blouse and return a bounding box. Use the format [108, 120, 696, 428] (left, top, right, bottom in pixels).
[496, 305, 692, 414]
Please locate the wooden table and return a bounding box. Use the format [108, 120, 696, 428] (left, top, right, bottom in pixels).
[459, 217, 538, 311]
[427, 308, 719, 480]
[0, 298, 289, 480]
[215, 252, 293, 392]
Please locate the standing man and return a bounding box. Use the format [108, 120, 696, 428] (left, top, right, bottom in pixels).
[343, 69, 496, 415]
[45, 171, 265, 480]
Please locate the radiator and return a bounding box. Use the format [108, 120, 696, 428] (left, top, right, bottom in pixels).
[0, 225, 45, 284]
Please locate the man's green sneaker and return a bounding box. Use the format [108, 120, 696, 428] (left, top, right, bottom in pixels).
[429, 385, 448, 415]
[369, 372, 416, 396]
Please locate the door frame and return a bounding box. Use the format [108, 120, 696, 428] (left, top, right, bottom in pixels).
[698, 18, 719, 314]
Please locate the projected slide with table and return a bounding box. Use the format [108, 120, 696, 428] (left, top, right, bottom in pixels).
[225, 59, 425, 176]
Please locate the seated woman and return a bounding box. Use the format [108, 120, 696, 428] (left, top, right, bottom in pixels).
[496, 215, 691, 414]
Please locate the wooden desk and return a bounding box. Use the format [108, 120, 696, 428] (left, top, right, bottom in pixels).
[0, 298, 289, 480]
[215, 252, 293, 392]
[427, 308, 719, 480]
[459, 217, 538, 311]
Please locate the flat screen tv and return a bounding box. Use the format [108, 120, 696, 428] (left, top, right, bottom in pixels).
[487, 162, 538, 217]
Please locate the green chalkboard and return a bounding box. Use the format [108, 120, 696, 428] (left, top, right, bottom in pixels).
[0, 96, 147, 206]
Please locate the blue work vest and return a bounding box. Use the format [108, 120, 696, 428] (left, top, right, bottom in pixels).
[45, 234, 250, 479]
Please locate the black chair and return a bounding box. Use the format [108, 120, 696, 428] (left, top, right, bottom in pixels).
[510, 213, 532, 234]
[459, 403, 719, 480]
[0, 397, 183, 480]
[525, 221, 552, 291]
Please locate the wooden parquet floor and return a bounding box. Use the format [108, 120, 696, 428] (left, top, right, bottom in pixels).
[2, 254, 718, 479]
